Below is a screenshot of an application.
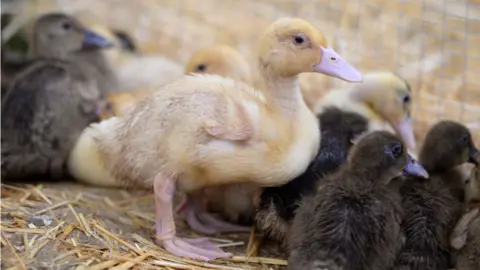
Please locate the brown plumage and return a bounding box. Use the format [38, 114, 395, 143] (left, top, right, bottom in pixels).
[450, 165, 480, 270]
[1, 13, 114, 181]
[393, 120, 479, 270]
[255, 107, 369, 247]
[288, 131, 429, 270]
[27, 14, 118, 96]
[67, 17, 362, 261]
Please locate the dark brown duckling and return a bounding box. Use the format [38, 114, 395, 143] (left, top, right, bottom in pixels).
[450, 165, 480, 270]
[1, 13, 114, 181]
[255, 107, 369, 247]
[393, 120, 479, 270]
[287, 131, 429, 270]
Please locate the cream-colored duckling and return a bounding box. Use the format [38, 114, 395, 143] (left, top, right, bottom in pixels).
[67, 17, 362, 261]
[315, 71, 417, 153]
[184, 44, 252, 84]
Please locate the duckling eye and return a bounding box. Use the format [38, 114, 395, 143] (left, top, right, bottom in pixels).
[403, 95, 411, 104]
[461, 133, 470, 145]
[62, 22, 72, 30]
[196, 64, 207, 72]
[293, 35, 304, 45]
[390, 143, 403, 158]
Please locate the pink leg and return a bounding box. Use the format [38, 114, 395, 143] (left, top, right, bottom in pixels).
[175, 195, 188, 214]
[153, 174, 232, 261]
[183, 194, 251, 234]
[197, 212, 251, 233]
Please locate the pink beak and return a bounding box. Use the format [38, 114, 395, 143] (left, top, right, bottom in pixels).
[393, 118, 416, 151]
[313, 47, 363, 83]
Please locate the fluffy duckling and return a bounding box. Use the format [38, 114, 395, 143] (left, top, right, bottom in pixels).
[450, 165, 480, 270]
[393, 120, 479, 270]
[67, 17, 362, 260]
[1, 13, 114, 181]
[288, 131, 429, 270]
[315, 71, 417, 152]
[184, 44, 252, 84]
[26, 14, 118, 96]
[255, 107, 369, 246]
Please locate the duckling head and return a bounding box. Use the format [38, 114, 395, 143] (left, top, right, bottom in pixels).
[31, 13, 114, 59]
[256, 18, 362, 82]
[351, 71, 416, 151]
[420, 120, 479, 173]
[184, 44, 252, 84]
[349, 131, 429, 181]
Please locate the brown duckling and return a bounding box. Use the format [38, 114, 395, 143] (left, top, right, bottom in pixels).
[393, 120, 479, 270]
[26, 14, 118, 96]
[288, 131, 429, 270]
[255, 71, 417, 247]
[1, 13, 114, 181]
[450, 165, 480, 270]
[255, 107, 369, 247]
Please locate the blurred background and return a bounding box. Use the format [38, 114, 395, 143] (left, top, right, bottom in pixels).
[2, 0, 479, 142]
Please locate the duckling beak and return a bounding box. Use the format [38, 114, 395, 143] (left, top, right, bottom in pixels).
[393, 118, 416, 151]
[469, 147, 479, 166]
[403, 154, 429, 179]
[82, 30, 114, 49]
[312, 47, 363, 83]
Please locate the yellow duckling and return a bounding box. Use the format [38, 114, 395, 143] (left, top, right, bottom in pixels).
[315, 71, 417, 153]
[67, 17, 362, 261]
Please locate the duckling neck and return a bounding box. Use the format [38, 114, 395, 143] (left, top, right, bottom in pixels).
[349, 166, 392, 184]
[262, 74, 304, 117]
[349, 82, 378, 107]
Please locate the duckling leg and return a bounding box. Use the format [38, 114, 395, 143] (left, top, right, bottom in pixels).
[154, 174, 232, 261]
[182, 193, 251, 234]
[196, 212, 252, 233]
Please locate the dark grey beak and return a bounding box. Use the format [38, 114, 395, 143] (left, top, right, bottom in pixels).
[469, 147, 479, 166]
[403, 154, 429, 179]
[82, 30, 114, 49]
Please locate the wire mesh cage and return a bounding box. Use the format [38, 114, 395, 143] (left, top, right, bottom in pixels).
[3, 0, 479, 145]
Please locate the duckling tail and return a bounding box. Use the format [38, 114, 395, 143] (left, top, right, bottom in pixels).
[67, 119, 119, 187]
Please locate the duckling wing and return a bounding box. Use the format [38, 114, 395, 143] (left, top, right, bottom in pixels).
[202, 97, 254, 141]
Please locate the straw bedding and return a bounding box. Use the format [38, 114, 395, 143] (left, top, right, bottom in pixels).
[1, 0, 479, 269]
